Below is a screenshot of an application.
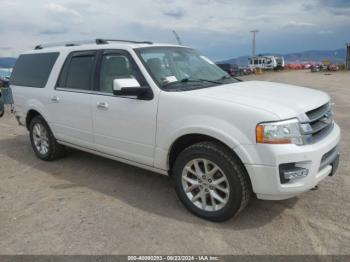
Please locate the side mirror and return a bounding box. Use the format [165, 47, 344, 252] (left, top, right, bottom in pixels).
[113, 78, 149, 98]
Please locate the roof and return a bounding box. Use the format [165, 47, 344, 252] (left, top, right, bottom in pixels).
[24, 39, 184, 54]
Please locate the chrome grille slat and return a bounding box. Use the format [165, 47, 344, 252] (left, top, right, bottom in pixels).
[309, 121, 331, 134]
[303, 102, 334, 144]
[306, 103, 330, 123]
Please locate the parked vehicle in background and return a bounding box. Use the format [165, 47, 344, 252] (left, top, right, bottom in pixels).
[310, 64, 339, 72]
[10, 39, 341, 221]
[216, 63, 239, 77]
[0, 91, 4, 117]
[285, 63, 303, 70]
[327, 64, 339, 71]
[0, 75, 10, 117]
[0, 77, 9, 88]
[239, 66, 255, 75]
[311, 64, 322, 72]
[275, 56, 285, 70]
[248, 55, 283, 70]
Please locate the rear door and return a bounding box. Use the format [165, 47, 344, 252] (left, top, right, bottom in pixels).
[49, 51, 97, 149]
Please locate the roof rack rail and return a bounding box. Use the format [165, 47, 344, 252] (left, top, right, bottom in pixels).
[95, 39, 153, 45]
[34, 40, 97, 50]
[34, 39, 153, 50]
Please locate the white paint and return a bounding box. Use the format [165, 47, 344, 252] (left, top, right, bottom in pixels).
[11, 42, 341, 201]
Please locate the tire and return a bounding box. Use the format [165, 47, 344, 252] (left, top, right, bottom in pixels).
[29, 115, 65, 161]
[173, 141, 251, 222]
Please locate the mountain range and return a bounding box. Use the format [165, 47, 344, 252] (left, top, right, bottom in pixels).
[219, 48, 346, 66]
[0, 47, 347, 68]
[0, 57, 16, 68]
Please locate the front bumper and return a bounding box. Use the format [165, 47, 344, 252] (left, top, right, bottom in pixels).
[238, 123, 341, 200]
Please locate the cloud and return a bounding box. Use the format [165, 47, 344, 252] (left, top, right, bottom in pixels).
[0, 0, 348, 59]
[318, 30, 333, 35]
[45, 3, 83, 24]
[306, 0, 350, 16]
[39, 27, 69, 35]
[283, 21, 315, 28]
[163, 7, 186, 19]
[318, 0, 350, 8]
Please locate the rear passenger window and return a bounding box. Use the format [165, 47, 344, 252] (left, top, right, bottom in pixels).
[10, 53, 59, 88]
[57, 52, 96, 91]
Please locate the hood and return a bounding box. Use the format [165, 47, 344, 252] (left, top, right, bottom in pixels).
[185, 81, 330, 120]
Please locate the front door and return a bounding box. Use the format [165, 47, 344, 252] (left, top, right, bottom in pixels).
[90, 50, 158, 166]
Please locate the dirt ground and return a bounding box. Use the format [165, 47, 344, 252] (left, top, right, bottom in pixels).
[0, 70, 349, 255]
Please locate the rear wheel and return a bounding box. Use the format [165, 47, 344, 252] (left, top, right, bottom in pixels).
[29, 116, 65, 161]
[173, 141, 251, 222]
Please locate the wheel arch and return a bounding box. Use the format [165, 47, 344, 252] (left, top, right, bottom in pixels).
[167, 133, 253, 198]
[26, 109, 46, 130]
[167, 133, 249, 177]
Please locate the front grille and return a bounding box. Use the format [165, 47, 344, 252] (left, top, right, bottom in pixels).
[303, 103, 334, 143]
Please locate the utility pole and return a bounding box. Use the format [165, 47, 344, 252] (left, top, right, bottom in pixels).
[250, 30, 259, 58]
[172, 30, 182, 45]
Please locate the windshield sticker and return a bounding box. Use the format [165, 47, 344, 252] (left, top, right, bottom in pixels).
[164, 76, 178, 83]
[200, 56, 215, 65]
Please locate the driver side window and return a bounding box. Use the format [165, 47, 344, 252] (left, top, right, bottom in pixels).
[99, 54, 131, 93]
[98, 53, 147, 93]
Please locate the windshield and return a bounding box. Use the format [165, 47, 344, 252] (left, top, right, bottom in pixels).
[135, 46, 238, 91]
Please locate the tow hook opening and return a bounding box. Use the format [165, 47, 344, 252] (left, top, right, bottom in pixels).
[311, 185, 319, 191]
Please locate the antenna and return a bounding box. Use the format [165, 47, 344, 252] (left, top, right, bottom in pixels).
[172, 30, 183, 45]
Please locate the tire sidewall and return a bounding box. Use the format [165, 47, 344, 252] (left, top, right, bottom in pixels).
[29, 116, 53, 160]
[173, 145, 244, 221]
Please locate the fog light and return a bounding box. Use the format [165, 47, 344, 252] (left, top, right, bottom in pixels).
[279, 163, 309, 184]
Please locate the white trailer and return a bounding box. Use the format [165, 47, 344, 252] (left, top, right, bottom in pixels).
[249, 55, 284, 70]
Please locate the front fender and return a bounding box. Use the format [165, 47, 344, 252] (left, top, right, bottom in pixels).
[154, 115, 253, 170]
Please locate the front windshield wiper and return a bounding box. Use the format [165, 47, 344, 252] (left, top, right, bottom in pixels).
[180, 78, 223, 85]
[162, 77, 222, 88]
[219, 74, 232, 80]
[215, 74, 242, 82]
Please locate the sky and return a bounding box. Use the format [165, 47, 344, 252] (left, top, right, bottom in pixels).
[0, 0, 349, 60]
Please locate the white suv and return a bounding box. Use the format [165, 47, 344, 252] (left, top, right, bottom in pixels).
[10, 39, 340, 221]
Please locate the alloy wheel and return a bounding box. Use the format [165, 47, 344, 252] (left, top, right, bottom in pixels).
[181, 158, 230, 212]
[32, 123, 49, 155]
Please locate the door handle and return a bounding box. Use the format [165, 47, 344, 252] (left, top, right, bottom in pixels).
[51, 95, 60, 103]
[97, 101, 108, 109]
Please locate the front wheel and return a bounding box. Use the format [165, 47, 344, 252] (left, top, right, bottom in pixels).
[173, 141, 251, 222]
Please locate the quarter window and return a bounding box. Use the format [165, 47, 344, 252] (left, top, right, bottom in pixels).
[10, 53, 59, 88]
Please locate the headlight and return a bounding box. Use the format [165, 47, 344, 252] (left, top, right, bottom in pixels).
[256, 118, 303, 145]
